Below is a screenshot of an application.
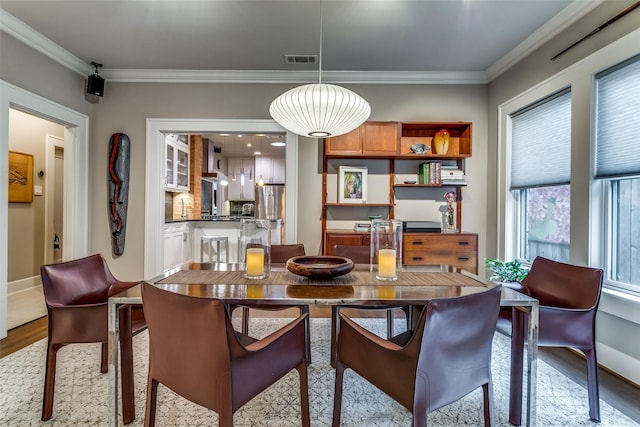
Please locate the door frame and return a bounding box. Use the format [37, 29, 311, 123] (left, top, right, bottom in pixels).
[0, 80, 89, 338]
[144, 119, 299, 280]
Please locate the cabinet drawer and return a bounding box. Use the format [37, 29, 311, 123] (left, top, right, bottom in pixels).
[404, 250, 477, 272]
[403, 234, 477, 252]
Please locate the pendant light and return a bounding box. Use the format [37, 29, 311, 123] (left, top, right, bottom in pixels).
[269, 1, 370, 138]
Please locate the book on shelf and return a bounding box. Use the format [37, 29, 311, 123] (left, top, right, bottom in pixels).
[419, 161, 442, 185]
[441, 178, 468, 186]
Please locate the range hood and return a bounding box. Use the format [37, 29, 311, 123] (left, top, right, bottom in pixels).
[202, 137, 222, 177]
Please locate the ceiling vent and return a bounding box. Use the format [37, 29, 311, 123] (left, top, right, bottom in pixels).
[284, 54, 318, 65]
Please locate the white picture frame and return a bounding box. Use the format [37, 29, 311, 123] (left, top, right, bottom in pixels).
[338, 166, 367, 204]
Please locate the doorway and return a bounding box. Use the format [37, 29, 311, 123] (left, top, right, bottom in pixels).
[0, 80, 90, 339]
[144, 119, 299, 280]
[45, 136, 65, 265]
[6, 111, 64, 329]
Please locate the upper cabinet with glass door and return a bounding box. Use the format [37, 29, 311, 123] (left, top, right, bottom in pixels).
[164, 133, 190, 192]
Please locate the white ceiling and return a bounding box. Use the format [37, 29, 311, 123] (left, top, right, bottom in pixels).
[0, 0, 603, 84]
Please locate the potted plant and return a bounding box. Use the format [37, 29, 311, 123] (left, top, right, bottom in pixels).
[485, 258, 531, 283]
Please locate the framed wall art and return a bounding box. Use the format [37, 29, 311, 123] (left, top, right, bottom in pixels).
[8, 151, 34, 203]
[338, 166, 367, 204]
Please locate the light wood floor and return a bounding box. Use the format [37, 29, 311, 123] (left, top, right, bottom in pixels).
[2, 308, 639, 423]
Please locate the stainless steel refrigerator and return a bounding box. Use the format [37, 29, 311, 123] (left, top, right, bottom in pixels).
[255, 184, 285, 222]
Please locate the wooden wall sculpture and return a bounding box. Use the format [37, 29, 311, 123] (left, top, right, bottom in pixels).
[108, 133, 130, 256]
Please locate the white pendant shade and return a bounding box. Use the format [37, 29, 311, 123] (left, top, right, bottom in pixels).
[270, 83, 371, 138]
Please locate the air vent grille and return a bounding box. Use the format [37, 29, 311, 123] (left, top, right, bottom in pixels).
[284, 54, 318, 65]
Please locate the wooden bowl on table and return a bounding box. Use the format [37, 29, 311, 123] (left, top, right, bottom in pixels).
[286, 256, 354, 279]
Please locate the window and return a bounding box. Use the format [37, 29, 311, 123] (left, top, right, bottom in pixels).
[596, 54, 640, 291]
[510, 90, 571, 262]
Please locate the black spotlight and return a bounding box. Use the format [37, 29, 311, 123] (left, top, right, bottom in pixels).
[86, 61, 104, 97]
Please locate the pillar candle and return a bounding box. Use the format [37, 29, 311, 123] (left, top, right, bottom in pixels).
[246, 247, 264, 277]
[378, 249, 396, 278]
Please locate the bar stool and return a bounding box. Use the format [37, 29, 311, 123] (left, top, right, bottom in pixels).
[200, 235, 229, 263]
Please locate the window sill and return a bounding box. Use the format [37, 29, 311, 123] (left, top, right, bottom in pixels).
[600, 287, 640, 325]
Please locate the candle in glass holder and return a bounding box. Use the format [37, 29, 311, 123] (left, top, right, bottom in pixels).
[377, 249, 397, 280]
[246, 247, 265, 278]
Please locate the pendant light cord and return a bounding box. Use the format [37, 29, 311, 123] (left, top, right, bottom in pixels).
[318, 0, 323, 84]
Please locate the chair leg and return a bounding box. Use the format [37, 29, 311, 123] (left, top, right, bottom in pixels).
[332, 361, 345, 427]
[119, 306, 136, 424]
[42, 342, 62, 421]
[300, 305, 312, 365]
[330, 306, 340, 368]
[100, 342, 108, 373]
[241, 306, 250, 335]
[483, 381, 495, 427]
[296, 360, 311, 427]
[144, 378, 158, 427]
[219, 410, 234, 427]
[584, 347, 601, 422]
[386, 309, 394, 339]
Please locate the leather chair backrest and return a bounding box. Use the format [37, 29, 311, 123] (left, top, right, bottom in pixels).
[333, 245, 372, 264]
[41, 254, 115, 306]
[415, 285, 502, 413]
[271, 244, 306, 263]
[142, 282, 241, 411]
[521, 257, 603, 309]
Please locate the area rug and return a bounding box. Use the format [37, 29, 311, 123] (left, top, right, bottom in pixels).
[0, 318, 635, 426]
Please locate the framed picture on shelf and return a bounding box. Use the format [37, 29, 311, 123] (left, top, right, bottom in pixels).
[8, 151, 34, 203]
[338, 166, 367, 204]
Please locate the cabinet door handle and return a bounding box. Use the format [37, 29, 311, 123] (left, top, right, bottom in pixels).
[183, 232, 188, 242]
[412, 256, 424, 261]
[458, 241, 470, 246]
[458, 256, 469, 261]
[411, 241, 424, 246]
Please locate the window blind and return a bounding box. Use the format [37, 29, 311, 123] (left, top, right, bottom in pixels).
[510, 90, 571, 189]
[595, 55, 640, 178]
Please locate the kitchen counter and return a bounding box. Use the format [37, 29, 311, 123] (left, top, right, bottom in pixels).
[164, 219, 283, 265]
[165, 216, 280, 223]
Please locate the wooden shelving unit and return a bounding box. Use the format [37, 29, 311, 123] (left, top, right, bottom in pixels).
[320, 121, 477, 273]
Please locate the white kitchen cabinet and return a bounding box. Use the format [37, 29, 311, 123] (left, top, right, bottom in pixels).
[255, 156, 285, 184]
[227, 157, 255, 200]
[164, 134, 190, 192]
[163, 222, 193, 271]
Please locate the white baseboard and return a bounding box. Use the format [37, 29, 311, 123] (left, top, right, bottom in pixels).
[597, 342, 640, 387]
[8, 276, 41, 294]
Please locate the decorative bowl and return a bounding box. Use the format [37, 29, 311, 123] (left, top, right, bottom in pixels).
[410, 143, 430, 154]
[403, 180, 417, 184]
[286, 256, 354, 278]
[368, 215, 381, 221]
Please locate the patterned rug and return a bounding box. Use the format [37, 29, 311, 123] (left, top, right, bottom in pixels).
[0, 318, 635, 426]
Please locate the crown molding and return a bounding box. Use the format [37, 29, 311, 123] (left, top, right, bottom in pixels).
[485, 0, 606, 81]
[101, 69, 488, 84]
[0, 8, 92, 75]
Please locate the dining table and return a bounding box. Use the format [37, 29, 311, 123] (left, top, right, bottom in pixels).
[107, 262, 539, 427]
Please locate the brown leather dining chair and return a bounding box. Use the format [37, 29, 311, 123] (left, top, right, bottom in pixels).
[504, 256, 604, 423]
[141, 282, 310, 427]
[331, 244, 410, 365]
[40, 254, 146, 424]
[233, 243, 311, 363]
[333, 285, 502, 426]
